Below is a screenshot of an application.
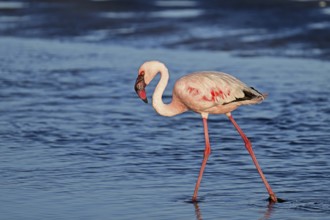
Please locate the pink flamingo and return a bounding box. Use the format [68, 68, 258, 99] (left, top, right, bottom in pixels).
[134, 60, 278, 203]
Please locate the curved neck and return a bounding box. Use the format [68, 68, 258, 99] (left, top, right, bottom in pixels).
[152, 67, 186, 117]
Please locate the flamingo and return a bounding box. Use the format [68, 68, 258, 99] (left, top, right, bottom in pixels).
[134, 60, 278, 203]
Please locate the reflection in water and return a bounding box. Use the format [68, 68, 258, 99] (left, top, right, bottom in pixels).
[193, 201, 275, 220]
[0, 2, 26, 9]
[149, 9, 203, 18]
[258, 202, 275, 220]
[193, 202, 203, 220]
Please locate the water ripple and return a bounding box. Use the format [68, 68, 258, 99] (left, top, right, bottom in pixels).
[1, 37, 330, 219]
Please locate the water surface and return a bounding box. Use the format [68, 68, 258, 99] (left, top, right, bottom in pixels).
[1, 37, 330, 219]
[1, 0, 330, 219]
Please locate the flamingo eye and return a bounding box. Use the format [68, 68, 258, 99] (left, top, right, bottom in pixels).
[134, 74, 147, 93]
[136, 84, 144, 90]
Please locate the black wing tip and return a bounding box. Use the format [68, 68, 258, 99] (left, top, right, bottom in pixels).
[250, 87, 268, 97]
[223, 88, 265, 105]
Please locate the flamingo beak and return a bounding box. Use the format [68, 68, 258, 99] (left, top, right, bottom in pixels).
[134, 74, 148, 103]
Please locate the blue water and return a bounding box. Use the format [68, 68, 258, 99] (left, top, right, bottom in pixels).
[1, 37, 330, 220]
[1, 1, 330, 219]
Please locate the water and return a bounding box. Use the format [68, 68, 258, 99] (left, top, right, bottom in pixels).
[1, 0, 330, 60]
[1, 1, 330, 219]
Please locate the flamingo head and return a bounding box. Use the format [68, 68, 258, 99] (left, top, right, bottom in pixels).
[135, 61, 166, 104]
[134, 70, 148, 103]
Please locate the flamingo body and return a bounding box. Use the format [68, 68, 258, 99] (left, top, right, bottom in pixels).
[134, 60, 278, 203]
[173, 71, 265, 114]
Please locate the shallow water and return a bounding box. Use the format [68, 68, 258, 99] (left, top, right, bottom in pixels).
[1, 37, 330, 219]
[1, 0, 330, 60]
[1, 0, 330, 219]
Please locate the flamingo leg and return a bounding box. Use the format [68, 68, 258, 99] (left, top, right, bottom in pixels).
[192, 117, 211, 202]
[227, 113, 277, 202]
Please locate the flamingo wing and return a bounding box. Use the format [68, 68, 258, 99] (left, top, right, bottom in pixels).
[174, 71, 264, 112]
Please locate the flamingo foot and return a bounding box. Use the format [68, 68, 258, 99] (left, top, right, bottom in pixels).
[268, 194, 277, 203]
[268, 194, 286, 203]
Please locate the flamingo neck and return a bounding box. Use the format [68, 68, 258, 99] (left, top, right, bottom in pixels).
[152, 66, 185, 117]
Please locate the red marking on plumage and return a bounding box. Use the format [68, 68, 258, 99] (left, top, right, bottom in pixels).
[203, 88, 226, 102]
[187, 87, 199, 96]
[210, 90, 215, 97]
[227, 89, 231, 96]
[218, 90, 225, 99]
[202, 96, 212, 102]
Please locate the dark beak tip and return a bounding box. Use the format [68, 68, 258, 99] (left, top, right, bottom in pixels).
[143, 98, 148, 104]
